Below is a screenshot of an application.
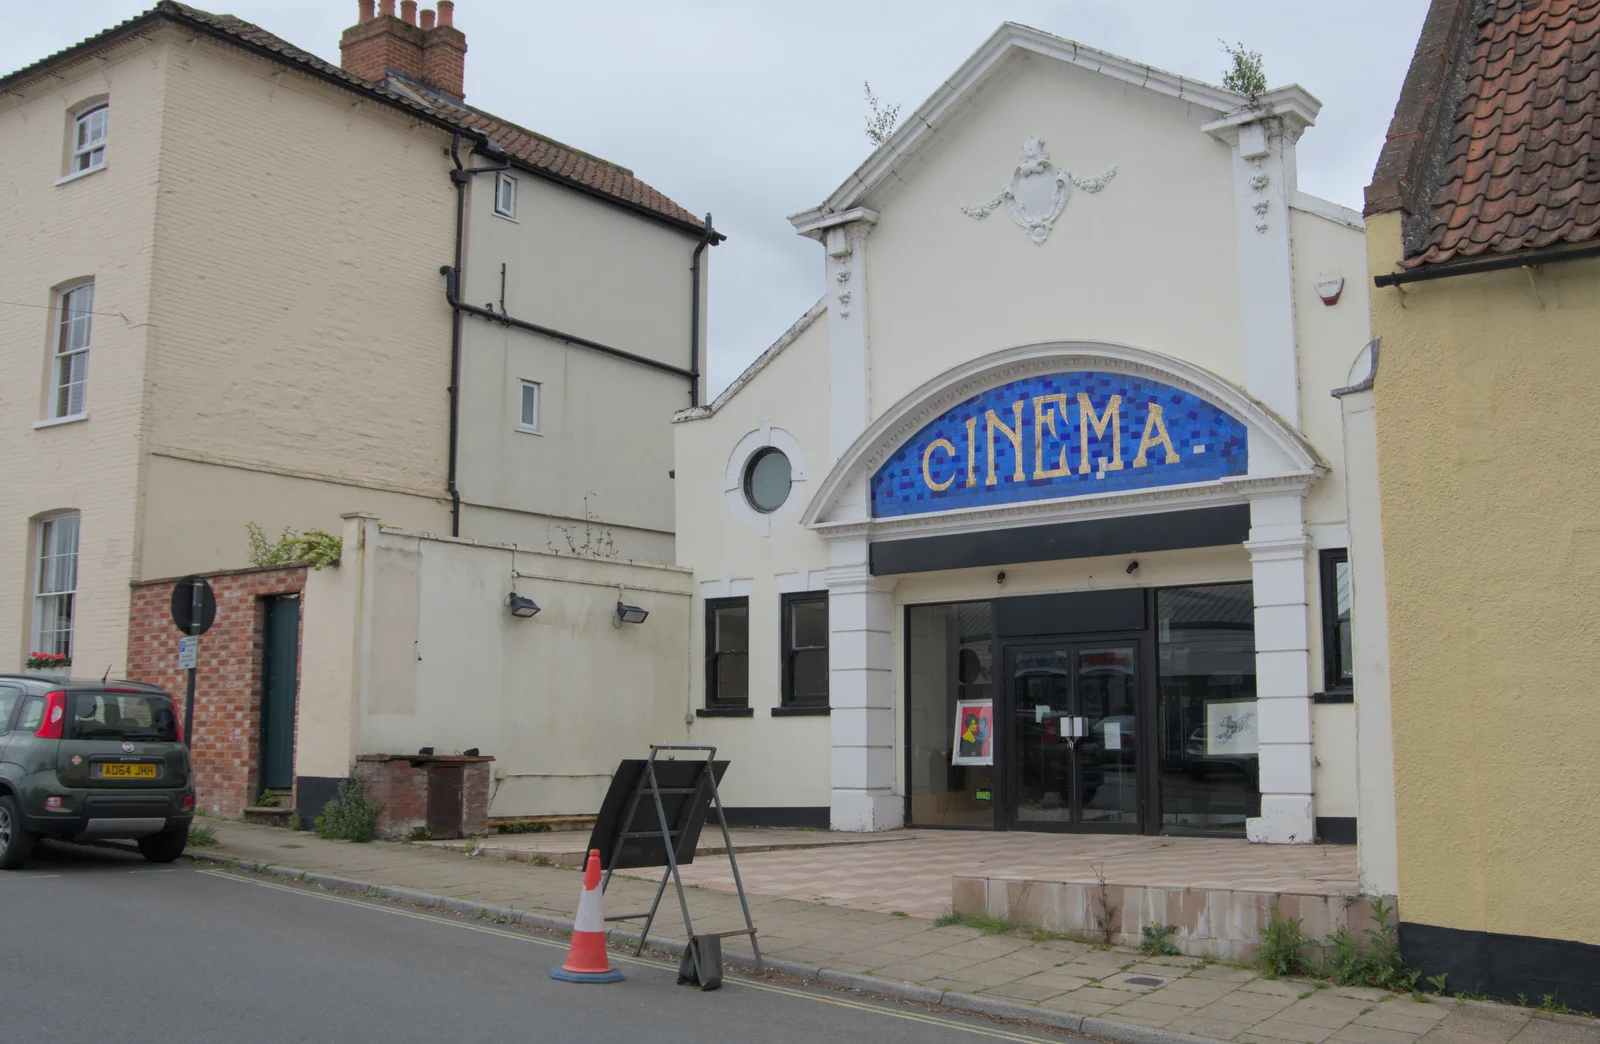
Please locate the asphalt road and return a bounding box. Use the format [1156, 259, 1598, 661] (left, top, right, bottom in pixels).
[0, 841, 1084, 1044]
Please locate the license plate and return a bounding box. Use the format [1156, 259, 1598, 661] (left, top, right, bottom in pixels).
[94, 763, 158, 779]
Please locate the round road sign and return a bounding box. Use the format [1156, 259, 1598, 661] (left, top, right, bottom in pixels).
[170, 575, 217, 636]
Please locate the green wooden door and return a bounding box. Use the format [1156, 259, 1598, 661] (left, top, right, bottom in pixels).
[260, 595, 300, 790]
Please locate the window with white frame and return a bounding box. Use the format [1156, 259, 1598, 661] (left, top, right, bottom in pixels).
[495, 172, 517, 218]
[518, 380, 540, 433]
[71, 104, 108, 174]
[52, 283, 93, 419]
[33, 514, 80, 660]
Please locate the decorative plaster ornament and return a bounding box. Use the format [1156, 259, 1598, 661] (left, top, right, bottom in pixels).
[960, 137, 1116, 245]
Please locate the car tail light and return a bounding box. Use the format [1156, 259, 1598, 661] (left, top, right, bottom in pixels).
[35, 691, 67, 739]
[45, 796, 64, 810]
[173, 710, 183, 744]
[182, 795, 195, 810]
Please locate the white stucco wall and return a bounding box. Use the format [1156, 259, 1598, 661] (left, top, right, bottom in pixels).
[296, 515, 693, 817]
[863, 55, 1246, 416]
[455, 160, 703, 561]
[673, 312, 835, 809]
[671, 41, 1370, 832]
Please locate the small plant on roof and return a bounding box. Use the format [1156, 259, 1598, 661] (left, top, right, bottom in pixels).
[864, 80, 901, 146]
[1220, 41, 1268, 103]
[246, 522, 342, 570]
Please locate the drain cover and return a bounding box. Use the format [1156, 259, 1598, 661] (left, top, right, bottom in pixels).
[279, 844, 304, 849]
[1126, 976, 1165, 987]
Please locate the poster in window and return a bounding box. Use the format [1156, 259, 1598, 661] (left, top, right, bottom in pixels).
[952, 699, 993, 765]
[1204, 700, 1258, 756]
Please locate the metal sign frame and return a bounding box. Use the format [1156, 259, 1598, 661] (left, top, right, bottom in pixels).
[593, 744, 761, 980]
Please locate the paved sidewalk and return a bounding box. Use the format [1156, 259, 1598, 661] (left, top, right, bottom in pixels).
[182, 821, 1594, 1044]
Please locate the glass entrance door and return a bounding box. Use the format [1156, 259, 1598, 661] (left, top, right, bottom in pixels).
[1005, 640, 1141, 831]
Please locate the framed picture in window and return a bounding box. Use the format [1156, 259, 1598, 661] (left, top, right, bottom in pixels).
[951, 698, 994, 765]
[1204, 700, 1258, 756]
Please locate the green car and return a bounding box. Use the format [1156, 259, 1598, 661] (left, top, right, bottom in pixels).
[0, 676, 195, 869]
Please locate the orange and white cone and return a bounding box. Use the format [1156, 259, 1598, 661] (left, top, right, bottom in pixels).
[550, 849, 624, 983]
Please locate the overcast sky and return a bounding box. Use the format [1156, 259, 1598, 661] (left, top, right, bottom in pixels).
[7, 1, 1427, 395]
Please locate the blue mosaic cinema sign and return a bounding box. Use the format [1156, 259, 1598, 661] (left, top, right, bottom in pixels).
[870, 371, 1248, 518]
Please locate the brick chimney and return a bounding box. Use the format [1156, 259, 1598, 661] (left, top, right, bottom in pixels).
[339, 1, 467, 102]
[421, 2, 468, 101]
[340, 0, 424, 82]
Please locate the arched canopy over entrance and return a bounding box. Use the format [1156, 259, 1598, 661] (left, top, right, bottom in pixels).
[804, 341, 1324, 545]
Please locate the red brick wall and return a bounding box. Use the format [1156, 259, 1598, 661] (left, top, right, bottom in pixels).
[127, 565, 307, 818]
[356, 755, 492, 839]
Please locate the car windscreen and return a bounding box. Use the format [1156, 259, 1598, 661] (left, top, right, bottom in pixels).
[66, 691, 179, 742]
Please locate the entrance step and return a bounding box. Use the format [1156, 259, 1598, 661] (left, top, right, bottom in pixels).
[954, 873, 1394, 962]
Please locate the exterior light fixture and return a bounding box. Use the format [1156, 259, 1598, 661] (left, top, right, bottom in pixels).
[616, 602, 649, 625]
[506, 592, 541, 618]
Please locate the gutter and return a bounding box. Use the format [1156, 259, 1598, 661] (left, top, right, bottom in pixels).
[688, 214, 717, 407]
[1374, 240, 1600, 287]
[441, 136, 511, 536]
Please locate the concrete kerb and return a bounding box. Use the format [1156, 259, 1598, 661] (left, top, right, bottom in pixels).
[167, 847, 1219, 1044]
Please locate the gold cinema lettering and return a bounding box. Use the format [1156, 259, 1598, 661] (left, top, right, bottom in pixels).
[1077, 393, 1123, 474]
[918, 394, 1184, 493]
[1032, 394, 1072, 479]
[922, 438, 957, 491]
[985, 401, 1025, 486]
[1133, 402, 1178, 467]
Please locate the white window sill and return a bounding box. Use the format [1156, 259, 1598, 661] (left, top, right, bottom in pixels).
[33, 413, 87, 430]
[515, 424, 542, 435]
[55, 164, 106, 186]
[494, 210, 519, 222]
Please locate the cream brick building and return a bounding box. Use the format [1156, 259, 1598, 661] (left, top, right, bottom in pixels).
[0, 1, 714, 679]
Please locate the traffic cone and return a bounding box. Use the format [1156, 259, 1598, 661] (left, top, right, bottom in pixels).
[550, 849, 624, 983]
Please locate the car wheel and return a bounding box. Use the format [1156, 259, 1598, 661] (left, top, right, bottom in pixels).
[137, 825, 188, 864]
[0, 794, 37, 870]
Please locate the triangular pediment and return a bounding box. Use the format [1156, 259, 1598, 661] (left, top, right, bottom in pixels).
[791, 23, 1319, 237]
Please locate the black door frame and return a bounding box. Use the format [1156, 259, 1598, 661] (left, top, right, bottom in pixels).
[997, 632, 1150, 835]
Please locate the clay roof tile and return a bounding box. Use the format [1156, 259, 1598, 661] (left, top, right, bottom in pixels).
[1383, 0, 1600, 266]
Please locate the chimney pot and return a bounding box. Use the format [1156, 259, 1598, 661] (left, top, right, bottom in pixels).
[437, 0, 454, 27]
[400, 1, 417, 25]
[379, 0, 395, 15]
[358, 0, 375, 21]
[421, 8, 435, 29]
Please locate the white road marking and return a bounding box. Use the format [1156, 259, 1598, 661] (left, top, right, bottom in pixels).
[128, 869, 180, 874]
[198, 869, 1069, 1043]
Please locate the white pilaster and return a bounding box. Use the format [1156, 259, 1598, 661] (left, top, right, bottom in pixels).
[1245, 492, 1316, 843]
[1334, 342, 1399, 894]
[1206, 109, 1307, 428]
[819, 212, 877, 464]
[825, 535, 899, 831]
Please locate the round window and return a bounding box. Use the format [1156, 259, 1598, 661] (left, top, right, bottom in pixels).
[743, 447, 792, 513]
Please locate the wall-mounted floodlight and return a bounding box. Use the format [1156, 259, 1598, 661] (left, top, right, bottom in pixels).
[506, 592, 541, 618]
[616, 601, 649, 625]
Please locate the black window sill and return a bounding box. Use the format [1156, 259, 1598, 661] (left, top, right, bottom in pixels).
[1313, 690, 1354, 704]
[696, 706, 753, 718]
[771, 706, 830, 717]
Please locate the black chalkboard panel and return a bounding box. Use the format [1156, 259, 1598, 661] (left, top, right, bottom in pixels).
[586, 758, 729, 871]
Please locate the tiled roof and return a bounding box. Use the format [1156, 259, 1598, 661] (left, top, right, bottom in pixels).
[1368, 0, 1600, 267]
[0, 2, 705, 232]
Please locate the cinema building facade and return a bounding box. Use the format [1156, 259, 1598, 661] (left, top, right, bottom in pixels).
[674, 24, 1376, 846]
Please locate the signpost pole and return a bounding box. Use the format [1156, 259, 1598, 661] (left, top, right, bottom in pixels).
[184, 582, 200, 751]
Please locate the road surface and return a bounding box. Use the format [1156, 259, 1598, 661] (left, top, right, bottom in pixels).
[0, 840, 1085, 1044]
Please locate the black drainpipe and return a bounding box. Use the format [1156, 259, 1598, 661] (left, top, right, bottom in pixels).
[443, 134, 510, 537]
[689, 213, 716, 407]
